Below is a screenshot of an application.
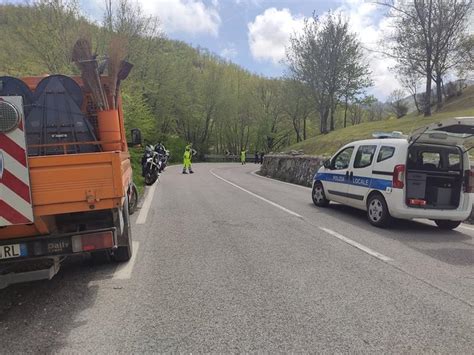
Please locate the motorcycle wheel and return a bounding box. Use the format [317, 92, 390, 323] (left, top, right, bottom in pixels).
[145, 172, 158, 185]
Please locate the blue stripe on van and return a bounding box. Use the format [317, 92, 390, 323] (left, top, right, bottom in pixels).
[314, 172, 392, 191]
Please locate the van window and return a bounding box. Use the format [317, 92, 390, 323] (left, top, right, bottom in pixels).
[354, 145, 376, 168]
[421, 152, 440, 169]
[448, 153, 461, 170]
[377, 146, 395, 162]
[332, 147, 354, 170]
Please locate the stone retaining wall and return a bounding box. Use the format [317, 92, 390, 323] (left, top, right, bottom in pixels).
[260, 154, 325, 187]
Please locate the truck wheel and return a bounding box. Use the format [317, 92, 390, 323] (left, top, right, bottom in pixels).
[312, 182, 330, 207]
[367, 194, 391, 228]
[434, 220, 462, 230]
[128, 183, 138, 215]
[113, 195, 133, 262]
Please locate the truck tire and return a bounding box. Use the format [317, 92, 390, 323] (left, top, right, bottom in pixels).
[113, 195, 133, 262]
[128, 183, 138, 215]
[434, 220, 462, 230]
[367, 194, 391, 228]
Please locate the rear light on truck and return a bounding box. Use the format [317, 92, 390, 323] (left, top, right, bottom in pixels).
[71, 231, 114, 253]
[393, 164, 405, 189]
[464, 169, 474, 193]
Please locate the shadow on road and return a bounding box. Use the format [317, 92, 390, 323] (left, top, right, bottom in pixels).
[0, 255, 117, 352]
[310, 203, 474, 266]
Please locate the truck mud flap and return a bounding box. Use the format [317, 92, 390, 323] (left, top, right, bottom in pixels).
[0, 257, 60, 290]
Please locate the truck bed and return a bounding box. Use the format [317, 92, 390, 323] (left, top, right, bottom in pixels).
[0, 151, 132, 240]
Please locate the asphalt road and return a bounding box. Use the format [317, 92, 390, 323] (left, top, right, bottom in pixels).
[0, 163, 473, 353]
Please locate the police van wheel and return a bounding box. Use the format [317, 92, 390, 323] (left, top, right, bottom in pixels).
[312, 182, 330, 207]
[367, 194, 391, 228]
[434, 220, 461, 230]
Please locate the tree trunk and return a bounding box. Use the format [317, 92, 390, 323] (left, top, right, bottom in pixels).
[329, 96, 335, 131]
[330, 105, 335, 131]
[292, 117, 301, 142]
[423, 0, 433, 117]
[413, 93, 421, 114]
[424, 71, 432, 117]
[343, 96, 348, 128]
[436, 74, 443, 110]
[303, 116, 306, 141]
[320, 106, 329, 134]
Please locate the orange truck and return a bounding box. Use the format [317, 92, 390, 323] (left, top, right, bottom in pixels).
[0, 74, 139, 288]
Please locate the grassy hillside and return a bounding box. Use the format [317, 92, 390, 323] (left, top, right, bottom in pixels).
[286, 86, 474, 157]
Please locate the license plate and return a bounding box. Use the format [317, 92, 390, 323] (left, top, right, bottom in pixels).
[0, 244, 26, 260]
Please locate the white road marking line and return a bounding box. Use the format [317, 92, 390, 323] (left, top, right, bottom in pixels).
[319, 227, 394, 262]
[250, 169, 311, 190]
[113, 241, 140, 280]
[210, 169, 303, 218]
[459, 224, 474, 231]
[136, 183, 157, 224]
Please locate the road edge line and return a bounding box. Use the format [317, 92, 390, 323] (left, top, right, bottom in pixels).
[210, 169, 303, 219]
[113, 241, 140, 280]
[319, 226, 394, 262]
[136, 183, 158, 225]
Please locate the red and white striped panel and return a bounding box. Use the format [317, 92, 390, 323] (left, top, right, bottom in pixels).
[0, 96, 34, 226]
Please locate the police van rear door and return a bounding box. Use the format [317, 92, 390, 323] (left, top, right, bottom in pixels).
[409, 117, 474, 148]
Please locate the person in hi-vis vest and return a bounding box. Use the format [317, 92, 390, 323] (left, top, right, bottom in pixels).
[183, 144, 196, 174]
[240, 149, 247, 165]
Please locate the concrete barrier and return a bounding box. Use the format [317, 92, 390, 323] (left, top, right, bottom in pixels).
[259, 154, 326, 187]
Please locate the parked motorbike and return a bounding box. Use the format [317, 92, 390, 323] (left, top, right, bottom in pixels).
[159, 149, 170, 172]
[142, 145, 161, 185]
[154, 144, 169, 172]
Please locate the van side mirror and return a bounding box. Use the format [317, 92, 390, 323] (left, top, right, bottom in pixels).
[131, 128, 142, 146]
[323, 159, 331, 169]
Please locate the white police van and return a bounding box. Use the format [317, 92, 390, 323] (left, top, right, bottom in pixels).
[312, 117, 474, 229]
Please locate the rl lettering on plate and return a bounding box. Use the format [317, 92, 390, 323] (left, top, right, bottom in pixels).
[0, 244, 22, 259]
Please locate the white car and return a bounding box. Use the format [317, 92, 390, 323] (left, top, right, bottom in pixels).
[312, 118, 474, 229]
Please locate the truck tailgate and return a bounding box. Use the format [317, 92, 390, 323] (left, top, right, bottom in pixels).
[29, 151, 131, 216]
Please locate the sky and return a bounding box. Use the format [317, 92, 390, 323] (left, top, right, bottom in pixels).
[10, 0, 402, 100]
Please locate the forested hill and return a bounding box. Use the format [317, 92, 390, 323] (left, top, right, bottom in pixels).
[0, 2, 320, 157]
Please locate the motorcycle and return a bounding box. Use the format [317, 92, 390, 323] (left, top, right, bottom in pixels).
[142, 145, 161, 185]
[159, 149, 170, 172]
[154, 144, 169, 173]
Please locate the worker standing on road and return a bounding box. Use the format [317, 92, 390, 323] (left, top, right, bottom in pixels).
[240, 148, 247, 165]
[183, 144, 195, 174]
